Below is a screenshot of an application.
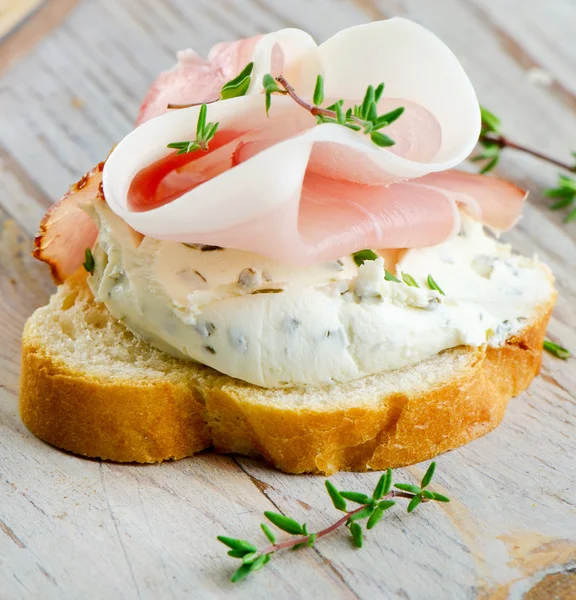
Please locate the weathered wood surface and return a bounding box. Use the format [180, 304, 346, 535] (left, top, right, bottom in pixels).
[0, 1, 575, 598]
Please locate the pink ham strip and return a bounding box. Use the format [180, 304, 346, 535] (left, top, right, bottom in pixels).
[148, 172, 459, 264]
[33, 163, 103, 283]
[33, 28, 527, 280]
[414, 170, 527, 231]
[136, 36, 262, 125]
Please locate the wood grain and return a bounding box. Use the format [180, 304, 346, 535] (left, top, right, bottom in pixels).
[0, 1, 575, 598]
[0, 0, 45, 39]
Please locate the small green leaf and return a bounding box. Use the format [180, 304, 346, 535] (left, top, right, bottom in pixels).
[225, 62, 254, 87]
[384, 270, 400, 283]
[308, 533, 317, 547]
[196, 103, 207, 139]
[325, 481, 347, 511]
[352, 249, 378, 266]
[260, 523, 276, 544]
[370, 131, 395, 147]
[217, 536, 257, 553]
[366, 506, 385, 530]
[349, 506, 375, 522]
[167, 141, 201, 154]
[262, 73, 279, 92]
[427, 274, 445, 295]
[377, 500, 396, 511]
[360, 85, 375, 120]
[366, 100, 378, 123]
[339, 491, 373, 505]
[374, 82, 385, 103]
[480, 106, 501, 133]
[249, 554, 269, 572]
[543, 340, 571, 359]
[313, 74, 325, 106]
[421, 461, 436, 489]
[231, 563, 252, 583]
[373, 473, 387, 500]
[549, 196, 574, 210]
[292, 543, 307, 551]
[544, 187, 574, 199]
[421, 490, 435, 500]
[82, 248, 95, 275]
[373, 107, 405, 130]
[264, 512, 304, 535]
[558, 174, 576, 191]
[203, 122, 219, 143]
[220, 75, 251, 100]
[265, 92, 271, 116]
[366, 506, 384, 529]
[335, 101, 345, 125]
[564, 206, 576, 223]
[220, 62, 254, 99]
[479, 155, 500, 174]
[431, 493, 450, 503]
[242, 552, 258, 564]
[344, 122, 362, 131]
[402, 273, 419, 288]
[227, 549, 250, 558]
[350, 522, 363, 548]
[394, 483, 422, 494]
[380, 470, 393, 496]
[407, 495, 422, 513]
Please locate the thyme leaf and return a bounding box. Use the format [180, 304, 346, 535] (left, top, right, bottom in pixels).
[352, 249, 378, 266]
[427, 274, 445, 295]
[167, 103, 219, 154]
[82, 248, 95, 275]
[543, 340, 571, 360]
[220, 62, 254, 100]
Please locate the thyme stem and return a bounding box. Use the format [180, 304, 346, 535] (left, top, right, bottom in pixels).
[259, 490, 420, 555]
[479, 132, 576, 173]
[275, 75, 365, 127]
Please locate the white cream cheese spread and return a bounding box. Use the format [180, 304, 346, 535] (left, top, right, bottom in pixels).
[88, 200, 554, 388]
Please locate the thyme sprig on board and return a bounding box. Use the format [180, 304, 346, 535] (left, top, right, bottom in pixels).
[472, 106, 576, 222]
[545, 174, 576, 223]
[263, 73, 404, 147]
[218, 462, 449, 582]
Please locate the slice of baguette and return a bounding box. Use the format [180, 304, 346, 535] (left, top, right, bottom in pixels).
[20, 269, 555, 474]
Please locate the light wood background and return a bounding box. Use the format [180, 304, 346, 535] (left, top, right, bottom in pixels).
[0, 1, 575, 599]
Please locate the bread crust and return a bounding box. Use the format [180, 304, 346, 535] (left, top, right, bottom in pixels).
[20, 275, 555, 474]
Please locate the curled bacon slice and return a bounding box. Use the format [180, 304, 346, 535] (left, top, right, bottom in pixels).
[33, 163, 103, 283]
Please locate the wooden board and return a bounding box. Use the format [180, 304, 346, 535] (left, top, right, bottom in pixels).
[0, 1, 575, 598]
[0, 0, 45, 39]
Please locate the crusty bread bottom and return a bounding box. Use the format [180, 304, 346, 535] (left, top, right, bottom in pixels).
[20, 270, 555, 474]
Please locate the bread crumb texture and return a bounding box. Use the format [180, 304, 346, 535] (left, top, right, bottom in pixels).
[20, 270, 555, 474]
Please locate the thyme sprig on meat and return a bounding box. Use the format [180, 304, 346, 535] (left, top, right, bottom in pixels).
[263, 73, 404, 147]
[166, 103, 219, 154]
[218, 462, 449, 582]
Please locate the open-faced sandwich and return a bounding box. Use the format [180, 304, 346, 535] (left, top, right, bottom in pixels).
[21, 19, 556, 474]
